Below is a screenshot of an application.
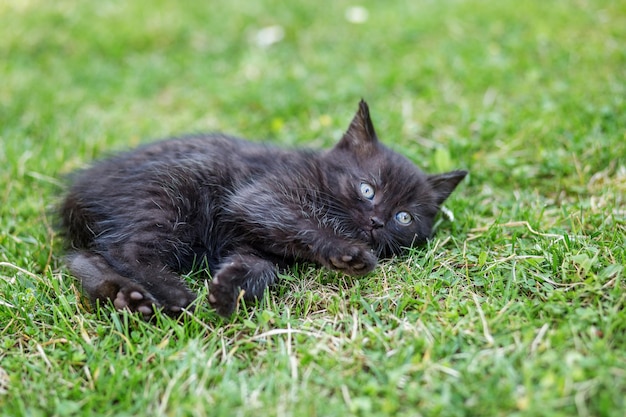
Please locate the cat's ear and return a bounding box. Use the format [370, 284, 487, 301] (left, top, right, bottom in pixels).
[336, 99, 379, 153]
[427, 170, 468, 205]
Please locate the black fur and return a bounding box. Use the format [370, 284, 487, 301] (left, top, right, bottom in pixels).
[59, 100, 467, 317]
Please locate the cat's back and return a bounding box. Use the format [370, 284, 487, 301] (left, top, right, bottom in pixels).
[68, 133, 294, 190]
[90, 134, 260, 173]
[60, 134, 282, 248]
[63, 133, 319, 212]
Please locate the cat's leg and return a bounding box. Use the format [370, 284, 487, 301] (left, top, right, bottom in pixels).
[67, 250, 196, 317]
[316, 241, 377, 276]
[227, 183, 379, 277]
[99, 242, 197, 314]
[208, 252, 278, 316]
[268, 233, 378, 276]
[67, 250, 159, 317]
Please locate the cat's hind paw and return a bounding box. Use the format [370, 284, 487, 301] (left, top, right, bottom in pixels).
[208, 254, 278, 317]
[328, 245, 377, 276]
[111, 285, 160, 319]
[208, 273, 240, 317]
[110, 285, 194, 318]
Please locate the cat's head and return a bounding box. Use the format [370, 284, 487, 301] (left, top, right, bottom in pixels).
[324, 100, 467, 257]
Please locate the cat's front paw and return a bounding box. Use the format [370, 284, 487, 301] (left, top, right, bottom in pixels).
[327, 245, 377, 276]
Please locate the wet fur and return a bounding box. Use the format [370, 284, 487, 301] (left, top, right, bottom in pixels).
[59, 100, 467, 317]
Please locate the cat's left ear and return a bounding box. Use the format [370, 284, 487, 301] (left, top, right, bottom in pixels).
[336, 99, 379, 153]
[427, 170, 468, 205]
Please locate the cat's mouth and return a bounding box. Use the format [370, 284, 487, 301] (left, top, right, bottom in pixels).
[358, 228, 389, 257]
[359, 228, 378, 246]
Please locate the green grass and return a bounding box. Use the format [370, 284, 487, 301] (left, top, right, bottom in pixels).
[1, 0, 625, 415]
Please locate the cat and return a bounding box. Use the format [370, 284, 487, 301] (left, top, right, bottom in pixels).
[59, 100, 467, 317]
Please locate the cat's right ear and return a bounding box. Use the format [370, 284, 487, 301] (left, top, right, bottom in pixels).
[335, 99, 379, 154]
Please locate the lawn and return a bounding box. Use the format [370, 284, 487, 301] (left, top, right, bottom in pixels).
[1, 0, 625, 416]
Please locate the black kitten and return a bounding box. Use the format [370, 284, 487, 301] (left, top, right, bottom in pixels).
[59, 100, 467, 317]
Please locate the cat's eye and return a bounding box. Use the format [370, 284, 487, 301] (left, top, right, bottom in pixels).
[395, 211, 412, 225]
[360, 182, 375, 200]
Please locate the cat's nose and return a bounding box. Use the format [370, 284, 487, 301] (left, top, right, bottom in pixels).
[370, 216, 384, 228]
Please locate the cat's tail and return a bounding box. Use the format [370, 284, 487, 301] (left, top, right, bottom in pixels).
[58, 192, 96, 250]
